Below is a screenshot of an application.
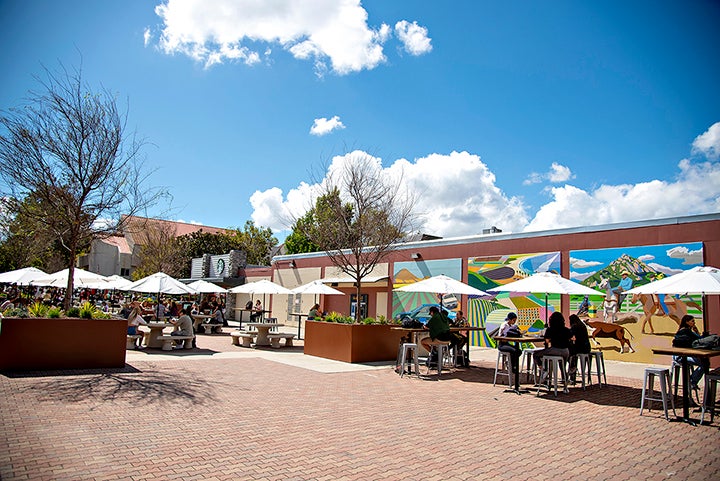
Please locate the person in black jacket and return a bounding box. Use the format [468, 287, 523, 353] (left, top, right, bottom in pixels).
[672, 315, 709, 389]
[568, 314, 591, 384]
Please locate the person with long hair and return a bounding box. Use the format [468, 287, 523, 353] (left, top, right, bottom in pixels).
[127, 305, 148, 349]
[533, 311, 574, 378]
[673, 315, 709, 391]
[568, 314, 591, 384]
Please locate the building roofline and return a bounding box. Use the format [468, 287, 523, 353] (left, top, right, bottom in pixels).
[272, 212, 720, 262]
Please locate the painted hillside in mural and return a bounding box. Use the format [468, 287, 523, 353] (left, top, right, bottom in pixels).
[392, 258, 463, 320]
[570, 242, 704, 364]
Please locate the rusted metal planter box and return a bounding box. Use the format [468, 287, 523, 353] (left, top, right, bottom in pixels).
[303, 320, 405, 363]
[0, 317, 127, 371]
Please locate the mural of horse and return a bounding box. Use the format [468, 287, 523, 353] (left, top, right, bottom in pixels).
[630, 293, 695, 334]
[599, 278, 619, 322]
[584, 319, 635, 353]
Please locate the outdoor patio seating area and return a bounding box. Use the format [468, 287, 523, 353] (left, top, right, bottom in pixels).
[1, 331, 719, 481]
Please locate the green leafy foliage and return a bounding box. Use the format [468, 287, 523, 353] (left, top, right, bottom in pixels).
[47, 307, 62, 318]
[27, 302, 49, 318]
[65, 307, 80, 318]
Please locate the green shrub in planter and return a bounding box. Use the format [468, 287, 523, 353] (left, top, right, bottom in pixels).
[47, 307, 62, 318]
[28, 302, 49, 318]
[66, 307, 81, 318]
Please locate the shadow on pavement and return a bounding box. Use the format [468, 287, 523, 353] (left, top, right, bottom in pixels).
[6, 368, 220, 405]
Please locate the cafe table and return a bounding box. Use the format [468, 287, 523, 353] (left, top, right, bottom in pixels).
[233, 308, 269, 330]
[192, 314, 214, 331]
[493, 335, 546, 394]
[142, 322, 172, 348]
[652, 346, 720, 425]
[246, 321, 285, 346]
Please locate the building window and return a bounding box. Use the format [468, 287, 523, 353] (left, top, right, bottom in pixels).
[120, 268, 130, 276]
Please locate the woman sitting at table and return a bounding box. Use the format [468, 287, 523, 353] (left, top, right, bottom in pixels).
[250, 300, 263, 321]
[127, 306, 148, 349]
[308, 303, 322, 320]
[568, 314, 591, 384]
[672, 315, 709, 391]
[533, 311, 574, 380]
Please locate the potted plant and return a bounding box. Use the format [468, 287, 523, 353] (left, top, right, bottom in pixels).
[304, 313, 406, 363]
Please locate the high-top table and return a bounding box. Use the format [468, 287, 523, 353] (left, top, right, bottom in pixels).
[652, 346, 720, 425]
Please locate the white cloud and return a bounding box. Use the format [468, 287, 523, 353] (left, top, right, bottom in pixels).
[692, 122, 720, 159]
[647, 263, 683, 276]
[666, 246, 703, 265]
[570, 257, 602, 269]
[250, 150, 529, 237]
[394, 20, 432, 55]
[310, 116, 346, 136]
[149, 0, 426, 75]
[524, 162, 573, 185]
[524, 157, 720, 232]
[143, 28, 152, 47]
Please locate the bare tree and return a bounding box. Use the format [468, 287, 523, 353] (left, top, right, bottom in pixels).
[300, 152, 417, 321]
[133, 222, 188, 279]
[0, 62, 165, 309]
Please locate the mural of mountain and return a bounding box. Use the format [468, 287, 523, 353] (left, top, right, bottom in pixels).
[394, 268, 422, 285]
[581, 254, 662, 288]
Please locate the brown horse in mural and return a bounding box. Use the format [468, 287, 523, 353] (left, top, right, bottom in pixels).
[630, 294, 699, 334]
[584, 319, 635, 353]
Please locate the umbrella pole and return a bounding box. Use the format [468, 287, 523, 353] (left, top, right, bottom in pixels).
[545, 293, 548, 327]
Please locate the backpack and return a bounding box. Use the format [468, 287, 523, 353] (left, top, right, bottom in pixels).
[692, 334, 720, 350]
[402, 318, 423, 329]
[245, 301, 253, 310]
[672, 329, 695, 348]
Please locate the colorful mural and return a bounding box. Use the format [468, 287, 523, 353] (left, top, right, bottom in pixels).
[570, 242, 704, 362]
[392, 259, 462, 320]
[467, 252, 561, 347]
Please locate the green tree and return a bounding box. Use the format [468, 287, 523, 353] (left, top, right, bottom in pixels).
[0, 62, 164, 308]
[284, 211, 320, 255]
[236, 220, 277, 265]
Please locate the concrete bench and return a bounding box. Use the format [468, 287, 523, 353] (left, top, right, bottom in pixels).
[201, 323, 223, 334]
[267, 333, 296, 348]
[126, 334, 143, 350]
[156, 335, 194, 351]
[230, 331, 256, 347]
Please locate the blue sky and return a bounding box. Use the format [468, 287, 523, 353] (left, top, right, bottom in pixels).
[1, 0, 719, 242]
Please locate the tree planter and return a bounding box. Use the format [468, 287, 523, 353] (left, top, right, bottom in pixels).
[304, 320, 405, 363]
[0, 317, 127, 371]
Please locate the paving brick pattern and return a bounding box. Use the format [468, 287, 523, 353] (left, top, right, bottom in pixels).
[1, 330, 719, 480]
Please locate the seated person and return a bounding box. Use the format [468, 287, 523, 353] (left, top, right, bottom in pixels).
[308, 303, 322, 320]
[533, 312, 574, 381]
[170, 307, 194, 347]
[672, 315, 710, 391]
[568, 314, 591, 383]
[497, 312, 522, 375]
[420, 306, 464, 363]
[250, 300, 263, 321]
[126, 306, 148, 349]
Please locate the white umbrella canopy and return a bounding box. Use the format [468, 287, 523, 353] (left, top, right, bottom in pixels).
[228, 279, 293, 295]
[187, 279, 228, 294]
[488, 272, 602, 297]
[31, 268, 109, 289]
[122, 272, 196, 295]
[626, 266, 720, 295]
[291, 280, 344, 296]
[104, 275, 133, 290]
[0, 267, 47, 286]
[394, 274, 490, 297]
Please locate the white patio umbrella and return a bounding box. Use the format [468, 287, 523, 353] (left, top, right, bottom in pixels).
[394, 274, 490, 297]
[488, 271, 602, 324]
[228, 279, 293, 295]
[187, 279, 228, 294]
[0, 267, 47, 286]
[31, 268, 109, 289]
[122, 272, 197, 296]
[104, 275, 133, 290]
[626, 266, 720, 295]
[291, 280, 344, 296]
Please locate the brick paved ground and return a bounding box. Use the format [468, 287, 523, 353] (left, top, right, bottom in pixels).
[1, 330, 719, 480]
